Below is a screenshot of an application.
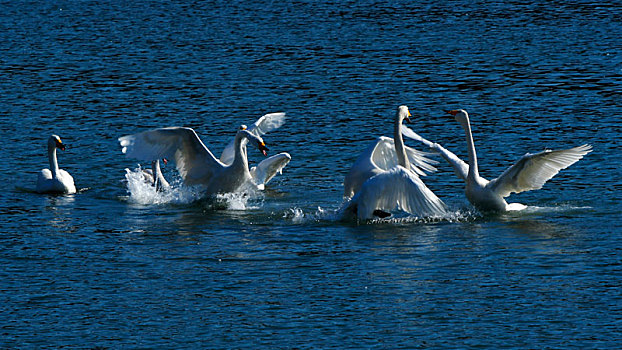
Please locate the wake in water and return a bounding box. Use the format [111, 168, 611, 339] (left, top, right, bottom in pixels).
[281, 201, 592, 225]
[280, 202, 478, 225]
[123, 166, 264, 210]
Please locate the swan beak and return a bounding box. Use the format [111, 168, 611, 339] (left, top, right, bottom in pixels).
[258, 142, 269, 157]
[55, 140, 66, 151]
[446, 110, 459, 116]
[405, 110, 412, 123]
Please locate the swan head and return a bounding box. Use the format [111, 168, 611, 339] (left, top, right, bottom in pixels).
[238, 129, 269, 157]
[446, 109, 469, 125]
[397, 105, 412, 123]
[48, 135, 66, 151]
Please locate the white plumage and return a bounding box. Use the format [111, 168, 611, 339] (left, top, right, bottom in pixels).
[403, 109, 592, 212]
[36, 135, 76, 194]
[342, 106, 447, 220]
[119, 126, 270, 195]
[219, 112, 291, 188]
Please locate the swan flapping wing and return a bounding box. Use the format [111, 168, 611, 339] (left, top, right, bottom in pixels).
[250, 152, 291, 189]
[119, 127, 222, 185]
[343, 136, 438, 199]
[220, 112, 287, 164]
[371, 136, 438, 176]
[351, 166, 447, 220]
[489, 144, 592, 197]
[401, 125, 469, 181]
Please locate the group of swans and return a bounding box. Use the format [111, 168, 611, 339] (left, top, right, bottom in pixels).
[118, 112, 291, 196]
[36, 108, 591, 221]
[342, 106, 591, 219]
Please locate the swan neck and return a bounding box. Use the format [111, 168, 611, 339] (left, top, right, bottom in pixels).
[153, 161, 163, 181]
[232, 132, 249, 169]
[394, 115, 410, 169]
[48, 143, 59, 177]
[460, 117, 479, 179]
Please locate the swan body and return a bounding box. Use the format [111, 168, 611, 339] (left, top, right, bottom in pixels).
[36, 135, 76, 194]
[402, 110, 592, 212]
[343, 109, 438, 199]
[220, 112, 291, 188]
[119, 127, 269, 195]
[343, 106, 447, 220]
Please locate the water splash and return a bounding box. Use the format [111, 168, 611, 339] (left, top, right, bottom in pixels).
[124, 166, 202, 205]
[213, 184, 264, 210]
[124, 166, 265, 210]
[281, 202, 480, 225]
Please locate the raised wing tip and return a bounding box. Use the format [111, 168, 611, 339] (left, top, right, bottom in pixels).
[576, 144, 593, 154]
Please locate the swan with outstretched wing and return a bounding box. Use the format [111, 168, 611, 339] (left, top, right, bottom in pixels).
[343, 109, 438, 199]
[119, 126, 269, 195]
[342, 106, 447, 220]
[402, 110, 592, 212]
[220, 112, 291, 188]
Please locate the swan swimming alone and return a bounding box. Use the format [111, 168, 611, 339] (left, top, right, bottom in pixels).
[403, 109, 592, 212]
[220, 113, 291, 189]
[342, 106, 447, 220]
[36, 135, 77, 194]
[119, 126, 271, 196]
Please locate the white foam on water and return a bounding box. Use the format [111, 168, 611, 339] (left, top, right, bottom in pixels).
[124, 166, 203, 205]
[124, 166, 265, 210]
[281, 202, 481, 225]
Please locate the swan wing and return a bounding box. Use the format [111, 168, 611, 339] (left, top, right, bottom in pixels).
[489, 144, 592, 197]
[119, 127, 223, 185]
[371, 136, 438, 176]
[401, 125, 469, 181]
[220, 112, 287, 164]
[250, 152, 291, 188]
[352, 166, 447, 219]
[343, 136, 437, 199]
[343, 138, 386, 198]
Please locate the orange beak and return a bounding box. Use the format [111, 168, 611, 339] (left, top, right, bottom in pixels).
[446, 110, 459, 116]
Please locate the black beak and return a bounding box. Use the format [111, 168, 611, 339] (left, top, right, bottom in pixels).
[258, 142, 269, 157]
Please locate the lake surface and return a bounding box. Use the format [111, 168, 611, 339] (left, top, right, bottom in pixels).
[1, 0, 621, 348]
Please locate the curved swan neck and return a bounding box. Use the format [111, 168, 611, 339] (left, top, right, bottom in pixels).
[48, 142, 59, 178]
[459, 116, 479, 180]
[394, 111, 410, 169]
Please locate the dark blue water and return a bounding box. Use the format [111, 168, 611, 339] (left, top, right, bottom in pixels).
[1, 1, 621, 348]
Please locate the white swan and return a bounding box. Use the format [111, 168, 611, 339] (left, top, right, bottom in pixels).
[119, 126, 270, 195]
[141, 159, 170, 192]
[36, 135, 77, 194]
[343, 108, 438, 199]
[220, 113, 291, 189]
[402, 109, 592, 212]
[342, 106, 447, 220]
